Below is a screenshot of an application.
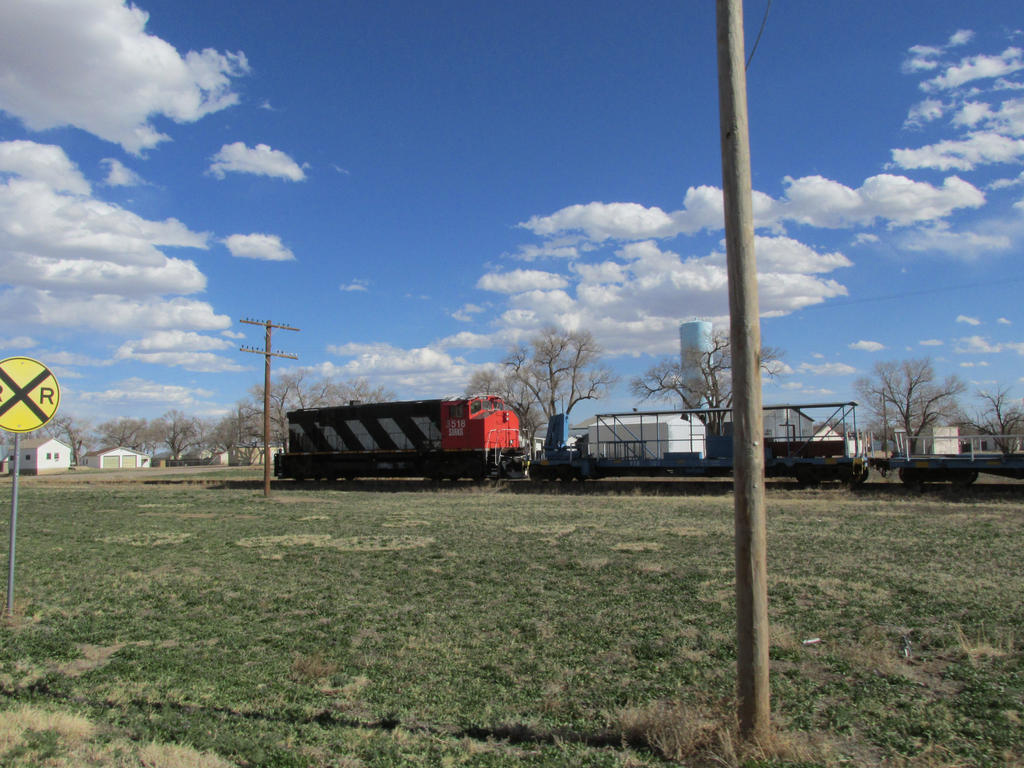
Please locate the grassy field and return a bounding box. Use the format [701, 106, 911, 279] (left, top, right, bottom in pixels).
[0, 476, 1021, 767]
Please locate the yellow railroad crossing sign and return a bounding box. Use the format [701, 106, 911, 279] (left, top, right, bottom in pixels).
[0, 356, 60, 433]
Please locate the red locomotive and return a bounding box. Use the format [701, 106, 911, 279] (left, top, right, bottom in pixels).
[275, 396, 525, 481]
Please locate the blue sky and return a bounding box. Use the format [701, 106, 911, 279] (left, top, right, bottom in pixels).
[1, 0, 1022, 426]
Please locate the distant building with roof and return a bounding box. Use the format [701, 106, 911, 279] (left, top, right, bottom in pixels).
[12, 437, 72, 475]
[81, 447, 152, 470]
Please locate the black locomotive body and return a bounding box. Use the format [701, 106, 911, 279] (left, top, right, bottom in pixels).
[275, 397, 524, 481]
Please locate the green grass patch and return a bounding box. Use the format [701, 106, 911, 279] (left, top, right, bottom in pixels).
[1, 481, 1021, 766]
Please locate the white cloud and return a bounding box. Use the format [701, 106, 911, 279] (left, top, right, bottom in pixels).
[849, 340, 885, 352]
[123, 330, 233, 353]
[223, 233, 295, 261]
[512, 241, 583, 262]
[0, 140, 91, 194]
[2, 253, 205, 296]
[989, 170, 1024, 190]
[797, 361, 857, 376]
[209, 142, 306, 181]
[919, 339, 944, 346]
[998, 317, 1012, 325]
[80, 377, 214, 407]
[101, 158, 144, 187]
[974, 96, 1024, 135]
[903, 45, 942, 74]
[782, 174, 985, 226]
[1, 145, 209, 268]
[451, 303, 484, 322]
[0, 0, 248, 154]
[922, 47, 1024, 92]
[949, 30, 975, 47]
[477, 269, 569, 294]
[114, 351, 244, 372]
[956, 314, 982, 326]
[340, 279, 369, 292]
[325, 342, 476, 394]
[437, 330, 497, 350]
[749, 236, 851, 273]
[0, 335, 36, 350]
[114, 331, 243, 372]
[520, 201, 676, 242]
[896, 223, 1011, 257]
[905, 98, 946, 127]
[955, 335, 1001, 353]
[0, 140, 228, 341]
[520, 175, 984, 247]
[0, 291, 230, 333]
[892, 132, 1024, 171]
[475, 237, 851, 357]
[952, 101, 994, 128]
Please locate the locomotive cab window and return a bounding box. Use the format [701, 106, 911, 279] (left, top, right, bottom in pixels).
[470, 400, 483, 416]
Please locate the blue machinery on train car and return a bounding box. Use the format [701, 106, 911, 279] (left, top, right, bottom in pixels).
[532, 402, 869, 486]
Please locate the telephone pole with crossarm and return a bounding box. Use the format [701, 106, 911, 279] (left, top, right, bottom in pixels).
[240, 319, 299, 497]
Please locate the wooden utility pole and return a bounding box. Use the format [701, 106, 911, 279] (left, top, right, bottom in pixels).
[240, 319, 299, 497]
[716, 0, 771, 741]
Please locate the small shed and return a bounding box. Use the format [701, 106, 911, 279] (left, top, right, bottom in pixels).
[15, 437, 72, 475]
[81, 447, 152, 470]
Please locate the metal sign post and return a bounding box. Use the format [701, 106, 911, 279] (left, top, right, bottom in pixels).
[7, 434, 20, 617]
[1, 356, 61, 617]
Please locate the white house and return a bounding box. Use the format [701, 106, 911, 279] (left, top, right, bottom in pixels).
[15, 437, 72, 475]
[81, 447, 151, 470]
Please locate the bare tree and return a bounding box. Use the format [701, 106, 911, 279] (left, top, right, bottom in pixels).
[251, 371, 395, 446]
[43, 413, 93, 465]
[504, 326, 616, 419]
[964, 385, 1023, 455]
[96, 417, 149, 451]
[152, 409, 201, 460]
[210, 403, 262, 465]
[855, 358, 966, 452]
[630, 328, 784, 433]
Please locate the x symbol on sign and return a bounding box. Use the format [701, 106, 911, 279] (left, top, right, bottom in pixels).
[0, 367, 52, 424]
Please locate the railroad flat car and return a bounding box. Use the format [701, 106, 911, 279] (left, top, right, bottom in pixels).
[275, 396, 525, 481]
[532, 402, 869, 486]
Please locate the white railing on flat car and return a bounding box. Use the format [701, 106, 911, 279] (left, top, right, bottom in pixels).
[894, 431, 1024, 459]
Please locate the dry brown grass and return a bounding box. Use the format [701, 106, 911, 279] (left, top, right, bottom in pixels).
[290, 651, 340, 683]
[0, 704, 95, 750]
[954, 622, 1016, 665]
[0, 704, 236, 767]
[137, 742, 237, 767]
[613, 699, 837, 766]
[236, 533, 435, 552]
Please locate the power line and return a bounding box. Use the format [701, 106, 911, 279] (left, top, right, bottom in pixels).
[745, 0, 772, 70]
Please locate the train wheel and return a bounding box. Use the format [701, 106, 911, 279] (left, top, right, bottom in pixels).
[898, 468, 923, 491]
[844, 466, 869, 489]
[952, 470, 978, 489]
[795, 467, 820, 488]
